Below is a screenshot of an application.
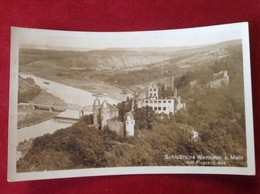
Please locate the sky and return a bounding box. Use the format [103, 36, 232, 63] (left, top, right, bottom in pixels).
[16, 22, 247, 51]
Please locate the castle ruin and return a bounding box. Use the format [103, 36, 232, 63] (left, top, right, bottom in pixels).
[136, 79, 186, 115]
[92, 98, 135, 137]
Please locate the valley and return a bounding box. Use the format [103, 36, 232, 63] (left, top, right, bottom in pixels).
[16, 39, 247, 170]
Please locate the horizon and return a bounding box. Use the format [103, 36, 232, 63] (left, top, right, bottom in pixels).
[20, 38, 241, 52]
[16, 23, 244, 52]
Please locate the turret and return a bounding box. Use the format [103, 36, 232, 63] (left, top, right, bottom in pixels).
[125, 112, 135, 136]
[101, 100, 110, 131]
[93, 98, 101, 125]
[124, 99, 135, 136]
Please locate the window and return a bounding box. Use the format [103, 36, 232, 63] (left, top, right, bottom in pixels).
[154, 107, 157, 110]
[145, 100, 148, 103]
[158, 101, 161, 103]
[154, 100, 157, 103]
[158, 107, 161, 110]
[163, 101, 166, 103]
[154, 88, 156, 91]
[127, 121, 129, 125]
[150, 88, 152, 91]
[163, 107, 166, 110]
[168, 101, 171, 103]
[131, 122, 133, 124]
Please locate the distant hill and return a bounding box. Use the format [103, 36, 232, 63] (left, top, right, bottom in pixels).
[19, 39, 241, 70]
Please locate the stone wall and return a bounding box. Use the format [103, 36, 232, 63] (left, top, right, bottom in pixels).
[107, 119, 124, 137]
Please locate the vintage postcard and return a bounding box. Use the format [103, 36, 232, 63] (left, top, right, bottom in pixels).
[8, 22, 255, 181]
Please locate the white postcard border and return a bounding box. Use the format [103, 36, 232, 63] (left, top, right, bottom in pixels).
[8, 22, 255, 182]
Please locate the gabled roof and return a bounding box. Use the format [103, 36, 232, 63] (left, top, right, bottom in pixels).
[108, 104, 118, 111]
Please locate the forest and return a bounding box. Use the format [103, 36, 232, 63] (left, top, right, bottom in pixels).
[17, 114, 189, 172]
[174, 44, 246, 161]
[17, 44, 247, 172]
[90, 68, 164, 87]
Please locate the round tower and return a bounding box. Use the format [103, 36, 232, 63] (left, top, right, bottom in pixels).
[93, 98, 101, 125]
[124, 111, 135, 136]
[101, 100, 110, 131]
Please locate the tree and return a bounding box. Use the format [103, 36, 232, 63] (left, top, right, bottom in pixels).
[134, 106, 155, 130]
[116, 98, 132, 121]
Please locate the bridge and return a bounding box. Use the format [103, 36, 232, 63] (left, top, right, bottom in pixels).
[18, 103, 93, 113]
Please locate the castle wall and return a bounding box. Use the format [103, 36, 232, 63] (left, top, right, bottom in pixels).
[107, 119, 124, 137]
[93, 106, 100, 125]
[207, 76, 229, 88]
[208, 70, 229, 88]
[109, 110, 119, 118]
[137, 99, 175, 115]
[101, 108, 110, 130]
[176, 101, 186, 111]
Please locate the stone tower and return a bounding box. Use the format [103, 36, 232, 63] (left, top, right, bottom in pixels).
[148, 82, 159, 99]
[125, 112, 135, 136]
[101, 100, 110, 131]
[163, 71, 174, 91]
[93, 98, 101, 125]
[124, 99, 135, 136]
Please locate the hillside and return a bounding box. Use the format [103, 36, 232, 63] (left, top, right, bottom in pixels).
[17, 43, 247, 171]
[20, 49, 171, 70]
[18, 76, 37, 93]
[18, 76, 41, 103]
[16, 116, 192, 172]
[19, 39, 241, 71]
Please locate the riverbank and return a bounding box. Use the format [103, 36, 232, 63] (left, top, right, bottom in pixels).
[18, 89, 66, 129]
[32, 71, 133, 102]
[18, 110, 60, 129]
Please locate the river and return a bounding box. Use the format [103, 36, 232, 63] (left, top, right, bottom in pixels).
[18, 73, 119, 144]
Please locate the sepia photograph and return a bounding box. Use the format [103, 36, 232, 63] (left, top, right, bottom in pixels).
[8, 22, 255, 181]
